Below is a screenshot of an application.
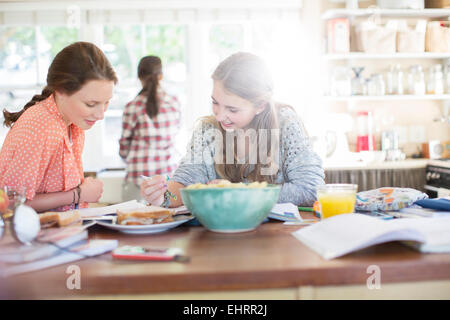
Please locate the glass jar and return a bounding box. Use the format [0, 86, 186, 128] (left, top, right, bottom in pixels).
[444, 60, 450, 93]
[367, 73, 385, 96]
[427, 64, 444, 95]
[351, 67, 365, 95]
[393, 64, 403, 95]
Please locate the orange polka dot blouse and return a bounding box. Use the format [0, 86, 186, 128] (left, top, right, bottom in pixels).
[0, 94, 87, 210]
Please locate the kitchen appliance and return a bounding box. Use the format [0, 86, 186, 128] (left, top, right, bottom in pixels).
[356, 111, 375, 152]
[425, 159, 450, 198]
[381, 130, 405, 161]
[422, 140, 450, 159]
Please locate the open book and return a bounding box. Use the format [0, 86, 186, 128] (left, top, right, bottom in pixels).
[292, 213, 450, 260]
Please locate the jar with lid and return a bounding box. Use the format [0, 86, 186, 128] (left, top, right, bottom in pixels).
[427, 64, 444, 95]
[388, 64, 403, 95]
[408, 65, 425, 95]
[367, 73, 385, 96]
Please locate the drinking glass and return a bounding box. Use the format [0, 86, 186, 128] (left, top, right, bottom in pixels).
[4, 186, 27, 215]
[317, 184, 358, 219]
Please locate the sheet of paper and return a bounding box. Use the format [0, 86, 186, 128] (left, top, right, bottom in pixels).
[77, 200, 146, 218]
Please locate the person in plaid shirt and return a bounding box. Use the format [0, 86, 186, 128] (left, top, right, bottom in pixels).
[119, 56, 181, 201]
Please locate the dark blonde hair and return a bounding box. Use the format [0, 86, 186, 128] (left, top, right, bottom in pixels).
[138, 56, 162, 119]
[3, 41, 117, 127]
[208, 52, 283, 183]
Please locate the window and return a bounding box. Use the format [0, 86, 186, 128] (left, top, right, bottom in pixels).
[0, 26, 36, 88]
[37, 26, 79, 84]
[0, 3, 304, 171]
[0, 25, 79, 148]
[100, 24, 188, 168]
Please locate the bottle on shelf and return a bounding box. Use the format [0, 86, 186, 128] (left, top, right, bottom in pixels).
[408, 65, 425, 95]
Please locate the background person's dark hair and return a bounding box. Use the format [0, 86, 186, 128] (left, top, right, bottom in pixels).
[3, 41, 118, 127]
[137, 56, 162, 119]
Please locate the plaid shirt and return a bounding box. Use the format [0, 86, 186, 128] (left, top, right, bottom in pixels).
[119, 90, 180, 186]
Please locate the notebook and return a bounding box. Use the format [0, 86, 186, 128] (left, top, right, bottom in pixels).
[0, 226, 88, 264]
[292, 213, 450, 260]
[268, 203, 302, 222]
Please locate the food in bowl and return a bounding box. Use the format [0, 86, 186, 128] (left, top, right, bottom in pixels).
[180, 182, 280, 233]
[186, 181, 268, 189]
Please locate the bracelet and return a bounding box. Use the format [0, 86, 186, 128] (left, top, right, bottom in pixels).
[75, 185, 81, 205]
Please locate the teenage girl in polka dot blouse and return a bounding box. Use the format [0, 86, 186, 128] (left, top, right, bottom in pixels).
[0, 42, 117, 213]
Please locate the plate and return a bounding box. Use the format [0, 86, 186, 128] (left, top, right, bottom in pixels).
[96, 216, 194, 234]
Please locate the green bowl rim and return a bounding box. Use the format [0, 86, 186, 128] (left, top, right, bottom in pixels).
[180, 184, 281, 191]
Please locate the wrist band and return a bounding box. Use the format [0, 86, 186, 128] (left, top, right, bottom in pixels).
[72, 189, 76, 206]
[75, 185, 81, 207]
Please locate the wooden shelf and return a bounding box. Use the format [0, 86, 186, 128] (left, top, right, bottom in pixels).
[324, 52, 450, 60]
[323, 94, 450, 101]
[322, 8, 450, 20]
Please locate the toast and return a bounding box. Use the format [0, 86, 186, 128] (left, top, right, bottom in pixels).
[39, 210, 82, 228]
[116, 206, 175, 225]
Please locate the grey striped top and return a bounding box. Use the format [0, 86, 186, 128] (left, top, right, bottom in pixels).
[172, 107, 325, 206]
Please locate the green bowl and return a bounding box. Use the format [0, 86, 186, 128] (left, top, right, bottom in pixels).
[180, 185, 281, 233]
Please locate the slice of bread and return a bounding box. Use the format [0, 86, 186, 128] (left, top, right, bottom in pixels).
[116, 206, 174, 225]
[39, 210, 82, 228]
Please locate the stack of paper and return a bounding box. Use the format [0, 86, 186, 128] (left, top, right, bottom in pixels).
[0, 239, 118, 277]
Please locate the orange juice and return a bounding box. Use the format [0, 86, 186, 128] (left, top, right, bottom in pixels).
[317, 184, 357, 219]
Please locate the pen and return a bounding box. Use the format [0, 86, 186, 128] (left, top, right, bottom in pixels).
[298, 206, 314, 212]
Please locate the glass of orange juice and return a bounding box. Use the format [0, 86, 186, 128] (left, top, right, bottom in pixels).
[316, 184, 358, 219]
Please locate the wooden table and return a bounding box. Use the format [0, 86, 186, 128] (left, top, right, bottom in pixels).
[2, 213, 450, 300]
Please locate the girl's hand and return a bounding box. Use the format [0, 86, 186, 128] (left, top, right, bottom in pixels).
[140, 175, 167, 206]
[79, 177, 103, 203]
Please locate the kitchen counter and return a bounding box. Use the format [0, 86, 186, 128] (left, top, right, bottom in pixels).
[323, 159, 428, 171]
[3, 212, 450, 300]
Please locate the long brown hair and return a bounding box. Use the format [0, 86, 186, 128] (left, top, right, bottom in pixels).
[208, 52, 282, 183]
[138, 56, 162, 119]
[3, 41, 117, 127]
